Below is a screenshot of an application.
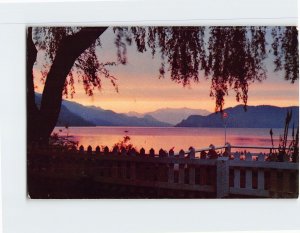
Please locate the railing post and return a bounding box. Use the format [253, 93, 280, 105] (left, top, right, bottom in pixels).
[234, 152, 240, 160]
[149, 148, 155, 157]
[258, 153, 264, 162]
[245, 153, 253, 189]
[282, 170, 290, 195]
[179, 149, 185, 158]
[168, 163, 174, 184]
[87, 145, 92, 154]
[130, 161, 136, 181]
[189, 165, 195, 185]
[112, 146, 119, 156]
[130, 148, 136, 156]
[104, 146, 109, 155]
[245, 152, 252, 161]
[178, 149, 185, 184]
[224, 143, 231, 157]
[189, 147, 195, 159]
[199, 166, 206, 185]
[234, 167, 240, 189]
[282, 171, 290, 195]
[111, 160, 118, 178]
[159, 149, 165, 157]
[95, 146, 101, 155]
[257, 153, 265, 190]
[233, 152, 241, 189]
[168, 149, 174, 157]
[121, 161, 127, 179]
[178, 163, 185, 184]
[140, 148, 145, 156]
[269, 169, 278, 197]
[79, 145, 84, 154]
[168, 149, 175, 184]
[188, 147, 196, 185]
[216, 157, 229, 198]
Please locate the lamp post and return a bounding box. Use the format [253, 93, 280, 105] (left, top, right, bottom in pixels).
[223, 112, 228, 145]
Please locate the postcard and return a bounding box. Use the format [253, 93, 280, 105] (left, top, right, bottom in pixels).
[27, 26, 299, 199]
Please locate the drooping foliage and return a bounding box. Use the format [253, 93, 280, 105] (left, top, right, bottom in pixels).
[32, 26, 298, 112]
[113, 27, 207, 84]
[271, 26, 299, 83]
[206, 27, 267, 111]
[33, 27, 117, 98]
[27, 26, 298, 144]
[112, 26, 298, 111]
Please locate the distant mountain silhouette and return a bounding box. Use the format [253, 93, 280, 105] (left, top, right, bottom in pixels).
[126, 107, 211, 125]
[35, 94, 95, 126]
[35, 93, 171, 127]
[176, 105, 299, 128]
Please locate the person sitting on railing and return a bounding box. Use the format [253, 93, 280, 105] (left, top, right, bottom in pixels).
[208, 144, 218, 159]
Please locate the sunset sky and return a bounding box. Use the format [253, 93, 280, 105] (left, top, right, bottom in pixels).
[34, 27, 299, 114]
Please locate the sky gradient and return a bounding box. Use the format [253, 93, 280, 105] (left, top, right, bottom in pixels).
[33, 27, 299, 113]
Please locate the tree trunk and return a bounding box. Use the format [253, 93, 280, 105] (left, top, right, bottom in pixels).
[28, 27, 108, 144]
[27, 28, 40, 144]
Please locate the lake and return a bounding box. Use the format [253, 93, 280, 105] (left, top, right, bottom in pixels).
[53, 126, 287, 153]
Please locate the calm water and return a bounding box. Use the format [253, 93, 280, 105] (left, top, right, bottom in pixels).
[53, 126, 286, 153]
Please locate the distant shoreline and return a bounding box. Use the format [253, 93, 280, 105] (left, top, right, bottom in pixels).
[55, 125, 288, 129]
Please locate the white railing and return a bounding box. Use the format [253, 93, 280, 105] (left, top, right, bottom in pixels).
[28, 144, 299, 198]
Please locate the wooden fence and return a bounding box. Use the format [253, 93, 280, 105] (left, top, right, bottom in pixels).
[27, 144, 299, 198]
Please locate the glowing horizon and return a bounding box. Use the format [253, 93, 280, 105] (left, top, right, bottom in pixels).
[33, 68, 299, 114]
[33, 27, 299, 114]
[33, 66, 299, 114]
[34, 73, 299, 114]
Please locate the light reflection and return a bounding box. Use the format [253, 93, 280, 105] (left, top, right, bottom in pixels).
[54, 126, 286, 153]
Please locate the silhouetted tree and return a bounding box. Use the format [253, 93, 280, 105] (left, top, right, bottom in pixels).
[272, 26, 298, 83]
[27, 27, 109, 143]
[27, 26, 298, 144]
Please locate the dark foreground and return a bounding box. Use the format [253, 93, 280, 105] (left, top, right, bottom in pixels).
[27, 148, 299, 199]
[28, 175, 218, 199]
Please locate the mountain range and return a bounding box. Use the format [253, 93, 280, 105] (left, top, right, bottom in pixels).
[35, 94, 299, 128]
[126, 107, 211, 125]
[35, 93, 171, 127]
[176, 105, 299, 128]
